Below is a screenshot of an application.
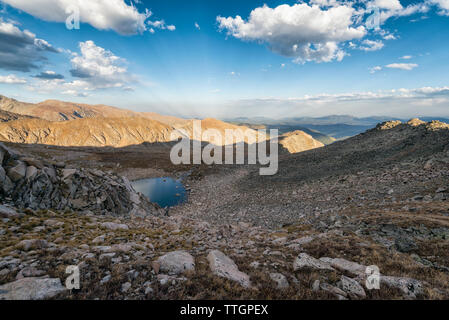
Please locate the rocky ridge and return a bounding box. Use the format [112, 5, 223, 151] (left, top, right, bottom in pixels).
[0, 143, 161, 216]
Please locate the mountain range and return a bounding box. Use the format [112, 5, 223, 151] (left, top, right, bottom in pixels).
[0, 95, 322, 153]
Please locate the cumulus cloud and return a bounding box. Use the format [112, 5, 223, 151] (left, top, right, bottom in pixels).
[0, 74, 27, 84]
[1, 0, 174, 35]
[217, 3, 366, 63]
[33, 70, 64, 80]
[386, 63, 418, 70]
[69, 40, 133, 90]
[359, 39, 384, 51]
[0, 19, 58, 72]
[400, 55, 413, 60]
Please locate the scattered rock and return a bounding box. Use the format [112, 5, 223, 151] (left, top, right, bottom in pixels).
[17, 239, 48, 251]
[380, 276, 423, 299]
[101, 222, 129, 231]
[293, 253, 334, 271]
[121, 282, 132, 293]
[269, 273, 289, 289]
[338, 275, 366, 299]
[207, 250, 251, 288]
[156, 251, 195, 275]
[320, 257, 366, 276]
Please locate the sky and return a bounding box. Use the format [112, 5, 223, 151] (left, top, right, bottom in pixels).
[0, 0, 448, 119]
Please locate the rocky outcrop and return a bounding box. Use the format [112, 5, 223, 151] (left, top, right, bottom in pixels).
[0, 143, 162, 216]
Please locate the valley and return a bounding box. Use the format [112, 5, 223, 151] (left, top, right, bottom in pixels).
[0, 96, 448, 300]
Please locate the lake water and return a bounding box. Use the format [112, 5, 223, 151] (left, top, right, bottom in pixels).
[131, 177, 187, 208]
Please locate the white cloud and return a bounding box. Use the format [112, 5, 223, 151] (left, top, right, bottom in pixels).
[147, 19, 176, 32]
[430, 0, 449, 15]
[377, 2, 430, 24]
[382, 34, 396, 40]
[359, 39, 384, 51]
[385, 63, 418, 71]
[372, 0, 403, 11]
[1, 0, 174, 35]
[0, 74, 26, 84]
[195, 22, 200, 30]
[400, 55, 413, 60]
[0, 19, 58, 71]
[217, 3, 366, 64]
[69, 40, 132, 90]
[369, 66, 382, 74]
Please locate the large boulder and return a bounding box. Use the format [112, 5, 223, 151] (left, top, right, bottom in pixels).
[156, 251, 195, 275]
[7, 161, 26, 182]
[294, 253, 334, 271]
[0, 277, 66, 300]
[207, 250, 251, 288]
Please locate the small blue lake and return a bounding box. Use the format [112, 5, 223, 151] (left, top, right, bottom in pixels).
[131, 177, 187, 208]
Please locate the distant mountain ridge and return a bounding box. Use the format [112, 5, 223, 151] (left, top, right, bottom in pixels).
[225, 115, 449, 140]
[0, 95, 278, 148]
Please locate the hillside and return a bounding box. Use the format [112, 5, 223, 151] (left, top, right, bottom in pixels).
[0, 110, 35, 122]
[0, 117, 175, 147]
[1, 118, 449, 300]
[279, 130, 324, 154]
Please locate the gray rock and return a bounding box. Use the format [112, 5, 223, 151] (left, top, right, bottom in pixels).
[380, 276, 423, 299]
[0, 168, 14, 194]
[0, 278, 66, 300]
[15, 267, 47, 280]
[17, 239, 48, 251]
[121, 282, 132, 293]
[207, 250, 251, 288]
[293, 253, 334, 271]
[25, 166, 38, 180]
[320, 282, 348, 299]
[157, 251, 195, 275]
[7, 161, 26, 182]
[394, 237, 418, 253]
[320, 257, 366, 276]
[269, 273, 289, 289]
[101, 222, 129, 231]
[100, 275, 112, 284]
[338, 275, 366, 299]
[0, 205, 23, 218]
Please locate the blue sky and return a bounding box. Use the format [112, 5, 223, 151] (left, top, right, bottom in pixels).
[0, 0, 448, 119]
